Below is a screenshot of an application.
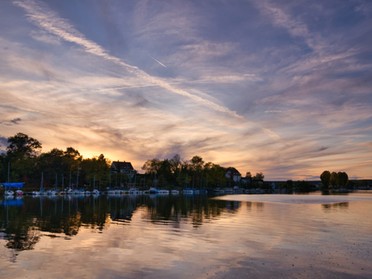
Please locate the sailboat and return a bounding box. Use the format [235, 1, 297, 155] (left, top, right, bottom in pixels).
[1, 162, 24, 197]
[31, 172, 44, 196]
[1, 183, 24, 198]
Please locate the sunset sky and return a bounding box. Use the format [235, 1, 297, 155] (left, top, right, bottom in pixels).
[1, 0, 371, 180]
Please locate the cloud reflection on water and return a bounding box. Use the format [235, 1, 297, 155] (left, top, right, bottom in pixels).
[0, 194, 372, 278]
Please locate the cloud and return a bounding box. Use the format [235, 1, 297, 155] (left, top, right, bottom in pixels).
[13, 0, 241, 119]
[254, 0, 325, 52]
[0, 117, 22, 126]
[281, 49, 360, 76]
[10, 118, 22, 125]
[2, 0, 371, 180]
[192, 73, 262, 84]
[317, 146, 329, 152]
[30, 30, 61, 45]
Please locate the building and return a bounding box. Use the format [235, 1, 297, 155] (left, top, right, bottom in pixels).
[110, 161, 136, 175]
[110, 161, 137, 188]
[225, 167, 241, 183]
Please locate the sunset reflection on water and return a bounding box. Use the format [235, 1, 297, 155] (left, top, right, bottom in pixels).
[1, 193, 372, 278]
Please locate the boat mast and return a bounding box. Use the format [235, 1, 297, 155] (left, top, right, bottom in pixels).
[40, 172, 44, 192]
[7, 161, 10, 182]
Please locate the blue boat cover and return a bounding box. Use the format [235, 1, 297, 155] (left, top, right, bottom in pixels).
[1, 182, 25, 188]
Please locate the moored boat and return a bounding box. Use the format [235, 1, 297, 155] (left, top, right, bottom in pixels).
[15, 190, 24, 196]
[171, 190, 180, 195]
[158, 189, 169, 195]
[92, 189, 100, 195]
[128, 188, 141, 195]
[4, 190, 14, 197]
[182, 189, 194, 195]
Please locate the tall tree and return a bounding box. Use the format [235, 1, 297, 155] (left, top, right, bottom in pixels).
[245, 172, 252, 183]
[142, 159, 161, 175]
[330, 171, 338, 189]
[169, 154, 182, 175]
[80, 154, 110, 190]
[63, 147, 82, 187]
[142, 158, 161, 186]
[64, 147, 82, 161]
[6, 133, 42, 159]
[204, 162, 226, 189]
[337, 172, 349, 188]
[6, 133, 42, 182]
[37, 148, 65, 188]
[254, 172, 264, 181]
[189, 156, 204, 188]
[320, 170, 331, 190]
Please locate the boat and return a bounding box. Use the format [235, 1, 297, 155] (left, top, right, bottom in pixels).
[148, 187, 159, 194]
[92, 189, 100, 195]
[31, 191, 41, 196]
[182, 189, 194, 195]
[4, 190, 14, 197]
[46, 190, 58, 196]
[15, 190, 24, 196]
[158, 189, 169, 195]
[107, 189, 122, 195]
[2, 182, 24, 198]
[31, 172, 45, 196]
[171, 190, 180, 195]
[128, 188, 141, 195]
[72, 189, 86, 196]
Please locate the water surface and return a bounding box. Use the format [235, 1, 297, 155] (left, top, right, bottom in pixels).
[1, 193, 372, 278]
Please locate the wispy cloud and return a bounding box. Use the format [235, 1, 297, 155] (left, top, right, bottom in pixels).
[254, 0, 325, 52]
[30, 30, 61, 45]
[10, 117, 21, 125]
[192, 73, 262, 84]
[13, 0, 241, 118]
[1, 0, 371, 180]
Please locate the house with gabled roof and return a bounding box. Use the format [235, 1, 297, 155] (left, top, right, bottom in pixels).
[225, 167, 241, 183]
[110, 161, 136, 175]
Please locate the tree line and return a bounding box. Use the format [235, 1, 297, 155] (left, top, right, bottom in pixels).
[0, 133, 110, 190]
[141, 155, 265, 189]
[1, 133, 264, 191]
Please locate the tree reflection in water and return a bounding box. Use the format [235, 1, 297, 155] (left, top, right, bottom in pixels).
[0, 195, 240, 254]
[322, 202, 349, 212]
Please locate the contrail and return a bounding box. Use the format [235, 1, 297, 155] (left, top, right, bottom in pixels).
[13, 0, 241, 119]
[13, 0, 284, 140]
[150, 55, 167, 68]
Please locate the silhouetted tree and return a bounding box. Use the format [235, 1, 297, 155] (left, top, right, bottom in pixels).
[5, 133, 41, 183]
[6, 133, 41, 159]
[338, 172, 349, 188]
[294, 180, 313, 193]
[330, 171, 338, 189]
[321, 170, 349, 191]
[80, 154, 110, 190]
[254, 172, 264, 181]
[245, 172, 252, 184]
[285, 180, 294, 193]
[204, 162, 226, 189]
[320, 170, 331, 190]
[189, 156, 205, 188]
[142, 158, 162, 187]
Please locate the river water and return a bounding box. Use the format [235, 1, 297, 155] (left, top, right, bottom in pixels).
[1, 193, 372, 278]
